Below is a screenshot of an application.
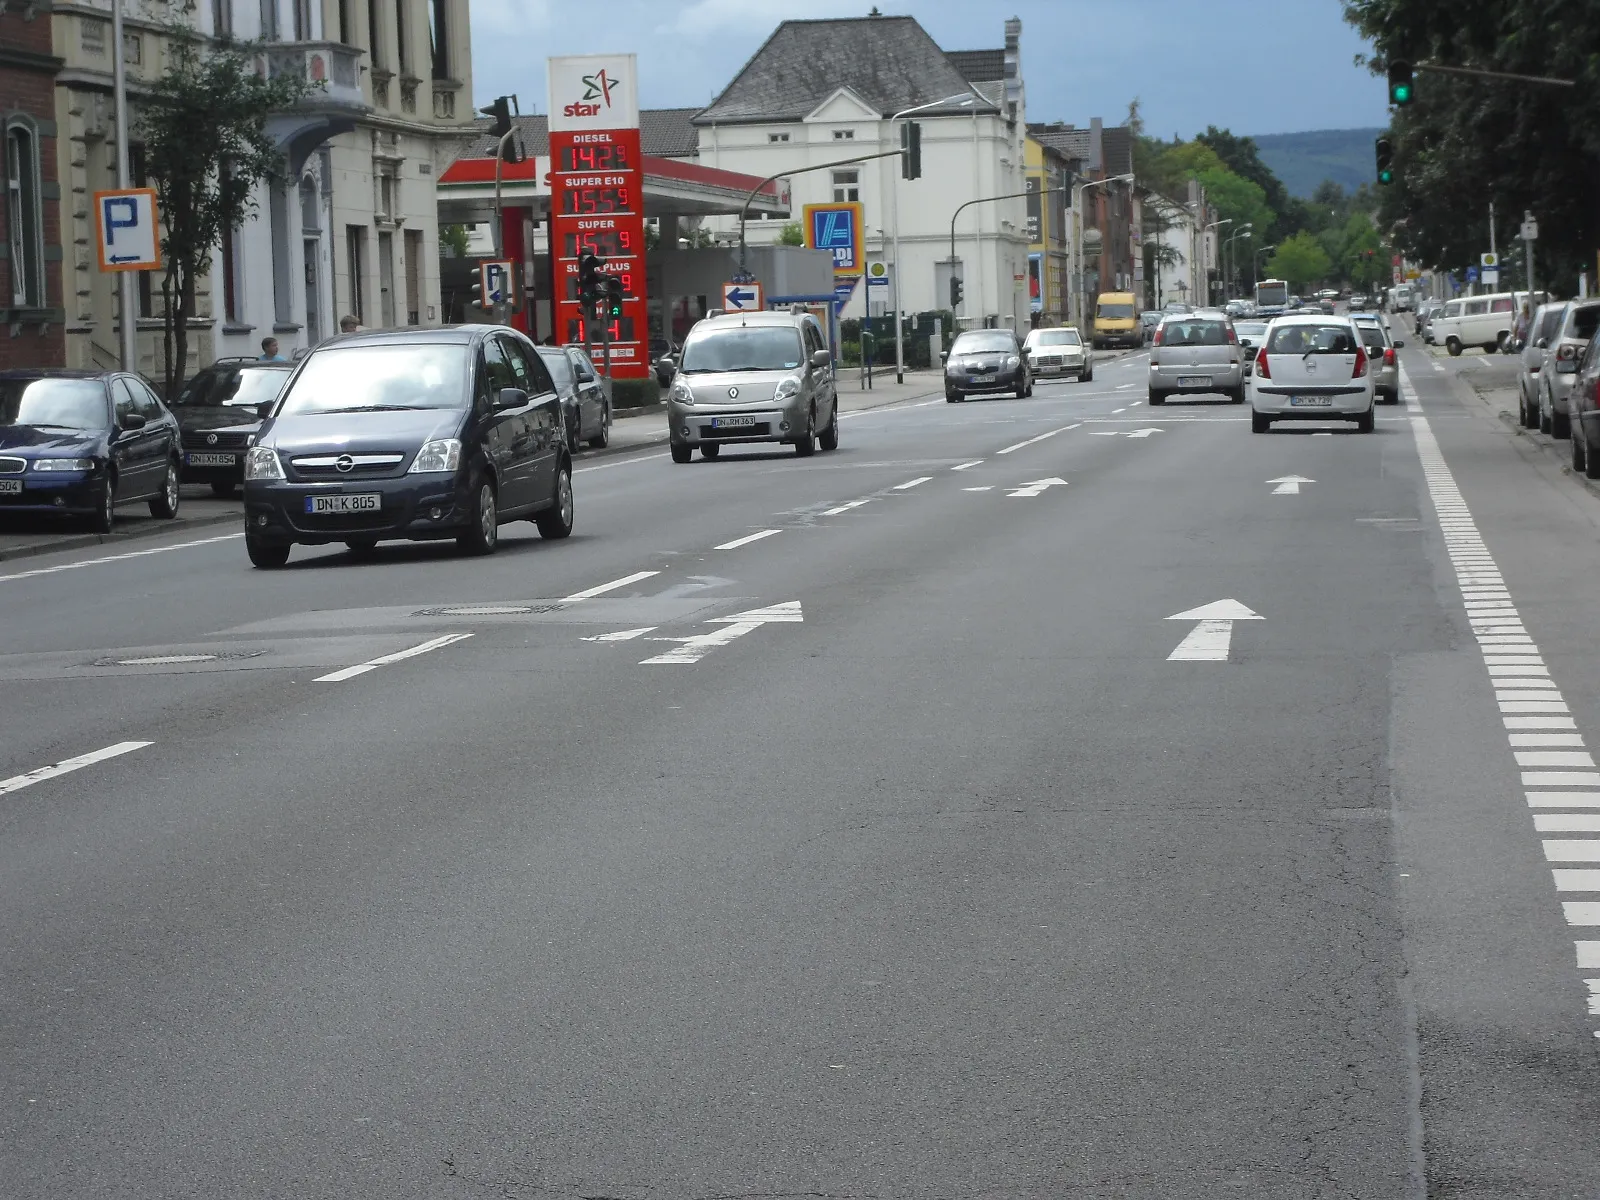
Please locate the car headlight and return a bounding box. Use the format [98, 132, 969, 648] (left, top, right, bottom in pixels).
[31, 457, 94, 472]
[408, 439, 462, 474]
[773, 377, 801, 402]
[669, 379, 695, 405]
[945, 359, 962, 375]
[244, 446, 284, 480]
[1006, 355, 1021, 369]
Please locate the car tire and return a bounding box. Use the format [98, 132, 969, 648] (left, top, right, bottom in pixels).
[587, 408, 610, 450]
[794, 410, 816, 457]
[1251, 411, 1271, 434]
[1540, 404, 1553, 435]
[1446, 338, 1463, 357]
[344, 537, 378, 557]
[1230, 387, 1245, 404]
[90, 475, 115, 534]
[1586, 439, 1600, 481]
[700, 443, 720, 460]
[535, 461, 574, 540]
[1078, 370, 1090, 383]
[566, 418, 581, 456]
[246, 534, 290, 569]
[210, 481, 237, 498]
[945, 391, 961, 403]
[1554, 410, 1571, 439]
[818, 403, 840, 451]
[1148, 391, 1165, 405]
[1356, 407, 1376, 433]
[148, 458, 181, 519]
[1572, 432, 1585, 473]
[671, 443, 693, 464]
[456, 478, 499, 555]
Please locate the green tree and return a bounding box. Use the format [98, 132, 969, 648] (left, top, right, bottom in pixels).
[777, 221, 805, 246]
[1267, 231, 1333, 291]
[1196, 126, 1306, 243]
[439, 224, 470, 258]
[140, 33, 311, 396]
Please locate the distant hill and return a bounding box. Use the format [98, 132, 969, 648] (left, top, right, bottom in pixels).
[1251, 128, 1385, 198]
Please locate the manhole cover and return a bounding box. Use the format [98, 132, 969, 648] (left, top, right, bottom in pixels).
[89, 649, 270, 668]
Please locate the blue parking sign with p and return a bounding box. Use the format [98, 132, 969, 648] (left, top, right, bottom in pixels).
[94, 187, 160, 272]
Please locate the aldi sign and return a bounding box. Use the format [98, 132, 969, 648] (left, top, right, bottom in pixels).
[804, 202, 863, 275]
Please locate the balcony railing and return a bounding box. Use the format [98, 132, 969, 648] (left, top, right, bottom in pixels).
[258, 42, 367, 113]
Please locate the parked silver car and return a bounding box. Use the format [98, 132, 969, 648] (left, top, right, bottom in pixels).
[1350, 313, 1403, 404]
[1534, 300, 1600, 439]
[1023, 326, 1089, 382]
[665, 310, 838, 463]
[1515, 302, 1568, 430]
[1148, 311, 1244, 404]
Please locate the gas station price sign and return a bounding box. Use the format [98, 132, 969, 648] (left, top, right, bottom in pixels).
[549, 127, 647, 379]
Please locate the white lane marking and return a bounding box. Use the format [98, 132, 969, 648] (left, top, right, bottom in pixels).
[996, 423, 1081, 454]
[963, 486, 993, 492]
[714, 529, 782, 550]
[951, 460, 983, 471]
[1116, 383, 1135, 390]
[561, 570, 661, 602]
[1089, 431, 1121, 436]
[821, 499, 871, 516]
[582, 627, 656, 642]
[1165, 599, 1262, 662]
[0, 532, 243, 584]
[894, 477, 932, 490]
[639, 601, 802, 665]
[1007, 477, 1068, 498]
[1267, 475, 1315, 495]
[314, 633, 473, 682]
[575, 452, 669, 473]
[0, 740, 152, 797]
[1112, 407, 1127, 413]
[1403, 358, 1600, 1035]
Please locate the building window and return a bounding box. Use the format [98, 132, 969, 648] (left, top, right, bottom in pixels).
[346, 225, 366, 322]
[428, 0, 448, 79]
[124, 31, 142, 64]
[767, 132, 789, 143]
[832, 129, 854, 140]
[831, 169, 859, 203]
[338, 0, 351, 43]
[394, 0, 408, 71]
[219, 165, 243, 322]
[80, 18, 104, 54]
[294, 0, 312, 39]
[374, 162, 396, 219]
[259, 0, 277, 40]
[212, 0, 233, 38]
[5, 123, 43, 308]
[366, 0, 384, 68]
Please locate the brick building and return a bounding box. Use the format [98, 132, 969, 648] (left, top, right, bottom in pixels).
[0, 0, 64, 367]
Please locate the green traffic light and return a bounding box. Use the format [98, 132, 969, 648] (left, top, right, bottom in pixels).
[1378, 168, 1394, 185]
[1391, 82, 1412, 104]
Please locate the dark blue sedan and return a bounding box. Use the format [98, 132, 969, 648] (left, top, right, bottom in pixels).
[0, 370, 183, 532]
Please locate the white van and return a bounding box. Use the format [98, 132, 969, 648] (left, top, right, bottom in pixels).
[1431, 291, 1547, 356]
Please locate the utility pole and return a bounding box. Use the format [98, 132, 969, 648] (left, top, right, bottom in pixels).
[1487, 201, 1496, 298]
[111, 0, 136, 371]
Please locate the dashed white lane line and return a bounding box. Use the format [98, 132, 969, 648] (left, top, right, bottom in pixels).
[894, 477, 932, 490]
[714, 529, 782, 550]
[996, 423, 1081, 455]
[951, 460, 983, 471]
[821, 499, 872, 516]
[1404, 359, 1600, 1032]
[314, 633, 474, 683]
[0, 532, 243, 584]
[0, 740, 153, 797]
[575, 452, 669, 473]
[561, 570, 661, 601]
[1112, 407, 1127, 414]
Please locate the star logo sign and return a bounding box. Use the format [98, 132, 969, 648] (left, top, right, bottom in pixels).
[580, 69, 617, 108]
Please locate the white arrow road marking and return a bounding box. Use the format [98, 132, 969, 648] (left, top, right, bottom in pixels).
[640, 601, 802, 665]
[315, 633, 474, 682]
[0, 740, 152, 797]
[582, 627, 657, 642]
[715, 529, 782, 550]
[1124, 427, 1165, 438]
[561, 570, 660, 602]
[1267, 475, 1315, 495]
[821, 499, 872, 516]
[1007, 477, 1068, 498]
[1165, 599, 1263, 662]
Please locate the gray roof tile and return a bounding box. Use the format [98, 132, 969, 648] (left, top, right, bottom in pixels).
[946, 49, 1005, 84]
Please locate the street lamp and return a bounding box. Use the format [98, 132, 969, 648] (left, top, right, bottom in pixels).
[1203, 218, 1232, 303]
[1223, 225, 1253, 300]
[1253, 243, 1276, 290]
[1072, 172, 1135, 328]
[890, 90, 982, 382]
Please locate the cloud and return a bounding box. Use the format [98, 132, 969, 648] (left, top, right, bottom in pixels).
[656, 0, 867, 36]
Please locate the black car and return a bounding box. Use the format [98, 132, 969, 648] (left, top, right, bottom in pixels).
[0, 369, 182, 532]
[536, 345, 610, 452]
[171, 358, 294, 495]
[242, 326, 574, 568]
[943, 329, 1033, 402]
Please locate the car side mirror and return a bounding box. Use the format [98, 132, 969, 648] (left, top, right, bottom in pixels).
[256, 401, 274, 420]
[1393, 340, 1406, 348]
[1535, 337, 1549, 350]
[658, 355, 676, 374]
[809, 349, 831, 369]
[939, 351, 949, 363]
[496, 386, 528, 409]
[120, 411, 147, 431]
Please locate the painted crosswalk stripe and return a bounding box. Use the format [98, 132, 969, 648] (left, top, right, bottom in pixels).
[0, 740, 153, 797]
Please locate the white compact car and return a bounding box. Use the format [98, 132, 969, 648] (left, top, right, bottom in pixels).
[1249, 315, 1375, 433]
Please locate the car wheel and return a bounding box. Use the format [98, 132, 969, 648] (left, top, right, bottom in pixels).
[1573, 432, 1585, 473]
[1554, 410, 1571, 440]
[587, 409, 610, 450]
[566, 418, 581, 456]
[1251, 411, 1271, 434]
[1586, 438, 1600, 481]
[149, 458, 181, 518]
[1148, 391, 1165, 405]
[1078, 370, 1090, 383]
[1446, 338, 1463, 357]
[344, 537, 378, 558]
[945, 390, 961, 403]
[794, 409, 816, 457]
[535, 461, 574, 539]
[246, 534, 290, 569]
[90, 475, 115, 534]
[700, 443, 720, 460]
[456, 478, 498, 555]
[1356, 407, 1376, 433]
[818, 403, 840, 451]
[1525, 393, 1541, 428]
[210, 481, 237, 498]
[671, 443, 693, 464]
[1540, 404, 1553, 435]
[1230, 388, 1245, 404]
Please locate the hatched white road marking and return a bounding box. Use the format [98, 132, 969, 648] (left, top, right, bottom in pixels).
[0, 532, 243, 584]
[314, 633, 473, 682]
[714, 529, 782, 550]
[894, 477, 932, 490]
[640, 601, 802, 665]
[561, 570, 661, 601]
[997, 423, 1081, 454]
[0, 740, 152, 797]
[1165, 599, 1263, 662]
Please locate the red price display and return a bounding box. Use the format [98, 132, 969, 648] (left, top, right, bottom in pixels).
[564, 271, 636, 301]
[558, 143, 631, 172]
[561, 185, 632, 215]
[561, 229, 635, 258]
[567, 316, 637, 344]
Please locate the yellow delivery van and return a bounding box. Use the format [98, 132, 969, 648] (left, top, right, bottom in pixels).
[1093, 291, 1141, 349]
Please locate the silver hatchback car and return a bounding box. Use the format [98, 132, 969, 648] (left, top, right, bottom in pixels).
[1350, 313, 1403, 403]
[1148, 310, 1244, 404]
[665, 311, 838, 463]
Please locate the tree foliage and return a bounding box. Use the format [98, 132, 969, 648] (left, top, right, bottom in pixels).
[139, 33, 311, 395]
[1341, 0, 1600, 294]
[1267, 232, 1333, 291]
[777, 221, 805, 247]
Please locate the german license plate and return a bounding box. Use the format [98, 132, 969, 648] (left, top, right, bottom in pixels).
[712, 416, 756, 429]
[1178, 375, 1211, 386]
[1288, 395, 1335, 407]
[304, 493, 380, 514]
[185, 452, 235, 466]
[0, 479, 20, 495]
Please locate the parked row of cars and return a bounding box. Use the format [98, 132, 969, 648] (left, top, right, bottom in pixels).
[1514, 299, 1600, 445]
[1416, 290, 1548, 356]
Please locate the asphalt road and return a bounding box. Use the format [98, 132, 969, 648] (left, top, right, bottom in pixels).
[5, 340, 1600, 1197]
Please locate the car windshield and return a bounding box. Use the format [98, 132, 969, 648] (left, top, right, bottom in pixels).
[0, 378, 108, 430]
[1572, 307, 1600, 339]
[1267, 323, 1359, 355]
[174, 366, 290, 408]
[679, 327, 804, 373]
[1097, 303, 1135, 319]
[1034, 330, 1080, 346]
[537, 349, 575, 389]
[953, 332, 1016, 354]
[1161, 319, 1228, 346]
[276, 344, 468, 415]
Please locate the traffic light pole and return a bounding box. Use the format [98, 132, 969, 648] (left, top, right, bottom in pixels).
[736, 149, 908, 276]
[947, 186, 1067, 327]
[490, 128, 516, 326]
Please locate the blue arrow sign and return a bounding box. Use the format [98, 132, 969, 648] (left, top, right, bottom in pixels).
[726, 287, 755, 308]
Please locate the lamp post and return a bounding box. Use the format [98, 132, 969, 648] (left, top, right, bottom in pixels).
[1203, 218, 1232, 305]
[889, 91, 980, 383]
[111, 0, 136, 370]
[1072, 172, 1134, 330]
[1223, 225, 1252, 300]
[1253, 243, 1275, 291]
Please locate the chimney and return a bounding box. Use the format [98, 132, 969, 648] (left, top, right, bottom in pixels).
[1089, 117, 1104, 175]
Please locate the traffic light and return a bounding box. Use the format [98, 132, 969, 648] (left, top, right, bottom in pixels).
[949, 275, 963, 310]
[603, 274, 624, 320]
[479, 95, 523, 163]
[577, 252, 605, 312]
[901, 120, 922, 180]
[1375, 136, 1394, 185]
[469, 282, 485, 309]
[1387, 60, 1414, 106]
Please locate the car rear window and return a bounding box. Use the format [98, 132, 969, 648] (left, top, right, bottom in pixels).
[1162, 319, 1228, 346]
[1353, 324, 1387, 351]
[1267, 324, 1359, 355]
[1571, 306, 1600, 340]
[175, 366, 290, 408]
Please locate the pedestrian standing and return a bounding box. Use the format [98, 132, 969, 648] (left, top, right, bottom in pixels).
[259, 336, 285, 362]
[339, 314, 362, 334]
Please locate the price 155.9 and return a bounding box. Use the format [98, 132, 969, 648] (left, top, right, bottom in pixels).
[561, 229, 635, 258]
[561, 186, 632, 215]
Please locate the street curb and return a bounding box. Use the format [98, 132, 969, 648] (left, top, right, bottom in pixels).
[0, 509, 240, 564]
[1495, 408, 1600, 499]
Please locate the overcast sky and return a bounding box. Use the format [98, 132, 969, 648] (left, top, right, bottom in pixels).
[468, 0, 1388, 138]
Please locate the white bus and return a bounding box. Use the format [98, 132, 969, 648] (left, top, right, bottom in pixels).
[1255, 279, 1290, 316]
